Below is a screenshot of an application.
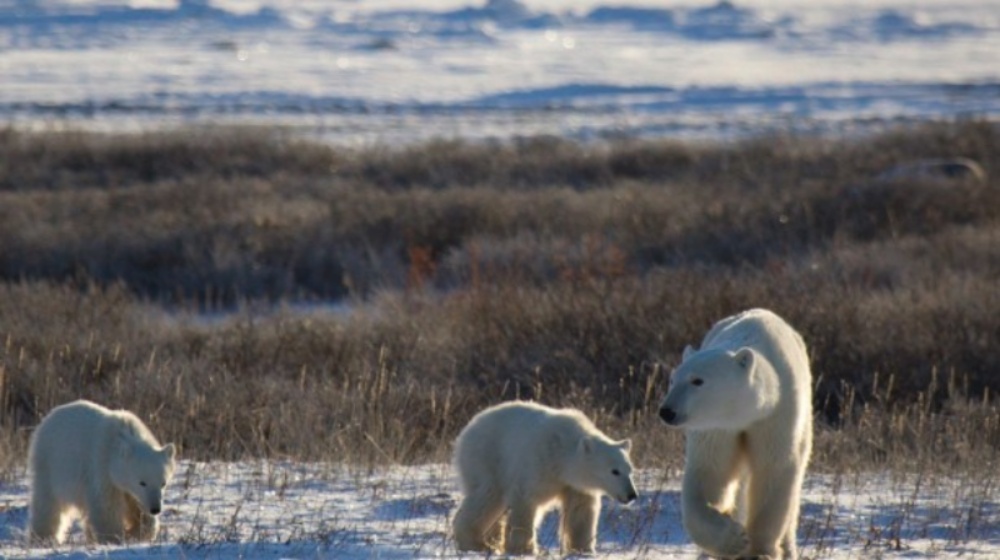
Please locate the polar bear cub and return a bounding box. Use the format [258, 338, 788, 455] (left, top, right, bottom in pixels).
[28, 399, 176, 544]
[452, 400, 637, 555]
[659, 308, 812, 560]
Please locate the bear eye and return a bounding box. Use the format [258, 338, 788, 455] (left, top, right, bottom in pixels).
[611, 469, 621, 476]
[691, 378, 704, 386]
[139, 481, 147, 487]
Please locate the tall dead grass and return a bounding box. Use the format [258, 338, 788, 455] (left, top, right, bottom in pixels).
[0, 120, 998, 474]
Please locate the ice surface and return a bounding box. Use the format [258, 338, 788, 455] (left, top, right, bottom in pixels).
[0, 0, 998, 143]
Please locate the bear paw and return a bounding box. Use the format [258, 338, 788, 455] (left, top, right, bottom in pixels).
[714, 522, 750, 558]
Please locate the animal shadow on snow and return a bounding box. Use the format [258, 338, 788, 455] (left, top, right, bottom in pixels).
[372, 488, 686, 551]
[0, 504, 28, 542]
[373, 492, 456, 521]
[797, 497, 1000, 553]
[0, 502, 180, 560]
[534, 489, 687, 552]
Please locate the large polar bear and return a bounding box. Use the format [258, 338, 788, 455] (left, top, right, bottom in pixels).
[452, 400, 638, 555]
[658, 308, 812, 560]
[28, 399, 176, 544]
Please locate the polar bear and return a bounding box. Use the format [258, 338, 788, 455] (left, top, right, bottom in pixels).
[452, 401, 638, 555]
[658, 309, 812, 560]
[28, 399, 176, 544]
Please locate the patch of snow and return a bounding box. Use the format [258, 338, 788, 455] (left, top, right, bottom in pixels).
[2, 462, 1000, 558]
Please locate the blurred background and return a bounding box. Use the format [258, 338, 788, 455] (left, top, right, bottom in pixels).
[2, 0, 998, 144]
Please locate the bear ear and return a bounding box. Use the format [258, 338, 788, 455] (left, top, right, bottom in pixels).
[618, 439, 633, 453]
[578, 437, 594, 456]
[682, 345, 696, 361]
[734, 347, 755, 371]
[161, 443, 176, 461]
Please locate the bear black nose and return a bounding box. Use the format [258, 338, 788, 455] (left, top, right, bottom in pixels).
[626, 491, 638, 503]
[659, 407, 676, 424]
[150, 506, 161, 515]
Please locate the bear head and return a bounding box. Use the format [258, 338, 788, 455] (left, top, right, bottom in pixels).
[563, 436, 638, 504]
[658, 346, 776, 431]
[109, 430, 176, 516]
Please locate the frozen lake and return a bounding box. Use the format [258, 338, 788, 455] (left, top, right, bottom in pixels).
[1, 0, 999, 143]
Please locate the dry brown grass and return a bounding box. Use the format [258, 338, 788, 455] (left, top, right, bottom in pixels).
[0, 120, 998, 475]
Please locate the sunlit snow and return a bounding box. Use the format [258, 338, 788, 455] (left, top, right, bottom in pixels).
[2, 462, 999, 558]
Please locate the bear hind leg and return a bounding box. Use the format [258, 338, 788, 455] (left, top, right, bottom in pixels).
[559, 488, 599, 554]
[453, 485, 506, 552]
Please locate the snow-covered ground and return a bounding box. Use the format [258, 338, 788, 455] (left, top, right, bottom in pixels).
[1, 462, 999, 558]
[1, 0, 999, 143]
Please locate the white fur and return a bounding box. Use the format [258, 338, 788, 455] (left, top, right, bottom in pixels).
[452, 401, 637, 555]
[28, 399, 176, 544]
[659, 309, 813, 560]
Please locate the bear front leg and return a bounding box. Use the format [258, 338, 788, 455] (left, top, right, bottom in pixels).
[87, 514, 126, 543]
[136, 513, 159, 541]
[780, 529, 798, 560]
[682, 436, 749, 558]
[559, 488, 599, 554]
[683, 482, 748, 559]
[503, 496, 539, 555]
[84, 487, 127, 544]
[122, 495, 160, 542]
[453, 486, 506, 552]
[744, 462, 805, 560]
[484, 512, 506, 552]
[123, 494, 143, 541]
[28, 480, 65, 544]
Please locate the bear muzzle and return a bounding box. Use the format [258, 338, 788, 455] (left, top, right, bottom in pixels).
[658, 407, 679, 426]
[617, 480, 639, 504]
